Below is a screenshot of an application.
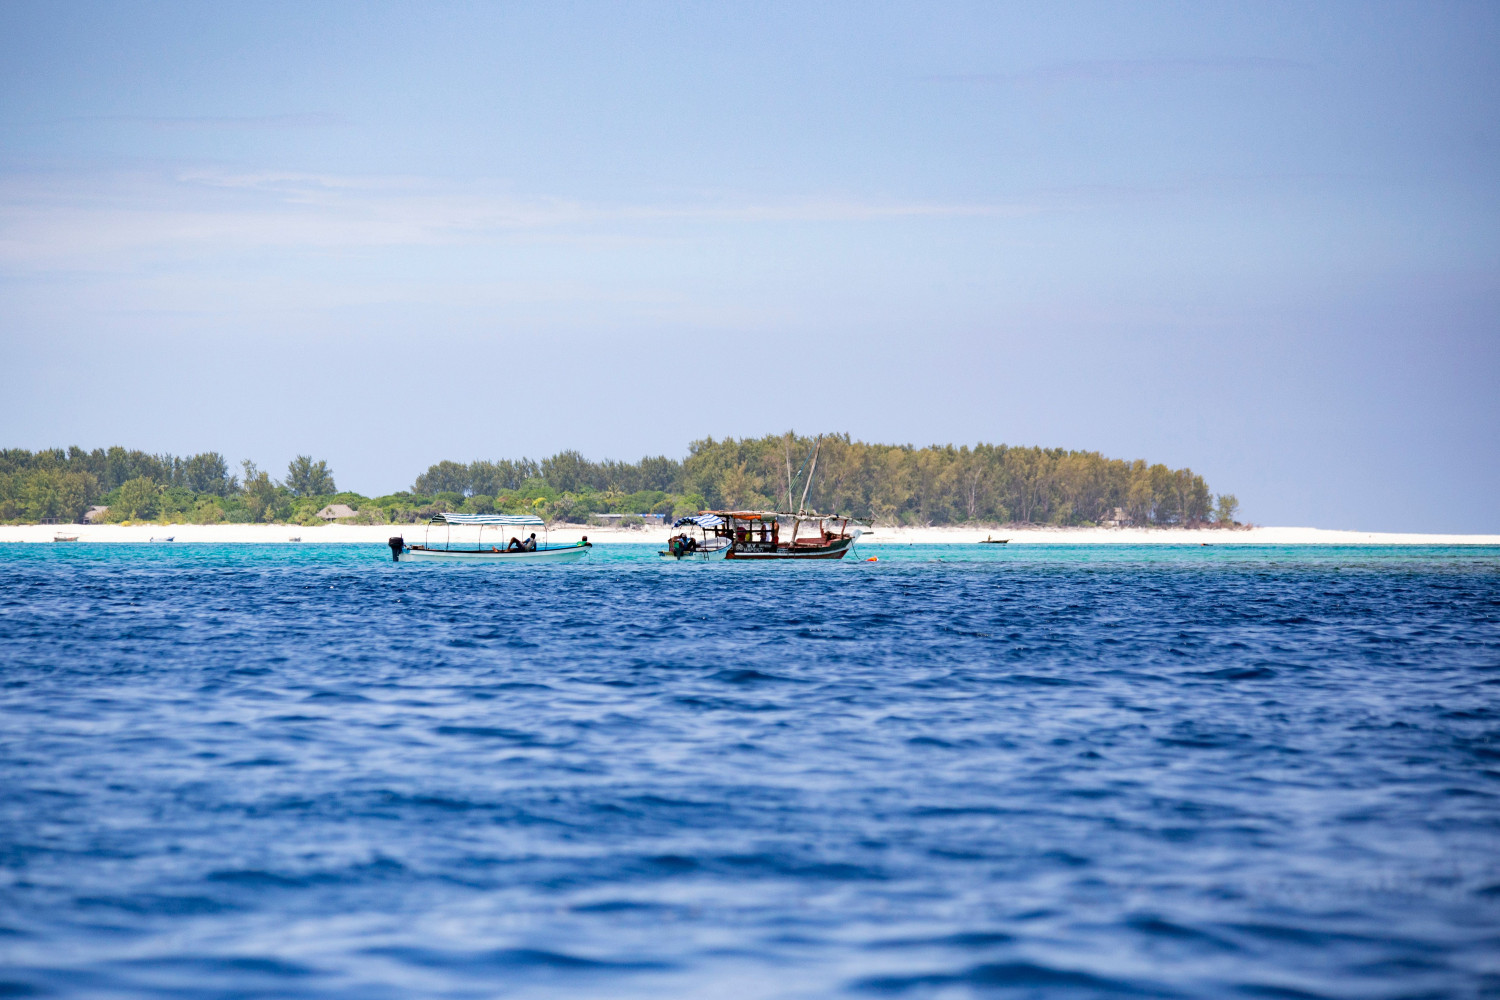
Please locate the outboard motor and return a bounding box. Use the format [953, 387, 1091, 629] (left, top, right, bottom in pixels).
[388, 536, 404, 562]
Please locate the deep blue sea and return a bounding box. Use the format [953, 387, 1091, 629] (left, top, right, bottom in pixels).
[2, 543, 1498, 999]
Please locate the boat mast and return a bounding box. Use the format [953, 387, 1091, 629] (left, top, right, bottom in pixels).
[784, 434, 794, 512]
[797, 435, 822, 516]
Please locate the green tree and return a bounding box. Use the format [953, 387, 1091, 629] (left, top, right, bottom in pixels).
[113, 476, 159, 520]
[540, 450, 596, 493]
[285, 456, 336, 497]
[1215, 493, 1240, 524]
[241, 462, 290, 522]
[414, 460, 471, 495]
[718, 462, 768, 510]
[183, 452, 234, 495]
[20, 469, 95, 523]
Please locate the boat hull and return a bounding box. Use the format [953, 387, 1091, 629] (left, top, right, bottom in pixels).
[399, 544, 591, 563]
[659, 542, 731, 561]
[725, 529, 861, 560]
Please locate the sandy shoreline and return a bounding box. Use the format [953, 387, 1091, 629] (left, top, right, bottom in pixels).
[4, 524, 1497, 545]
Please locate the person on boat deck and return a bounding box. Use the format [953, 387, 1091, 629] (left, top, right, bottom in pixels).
[521, 533, 538, 551]
[506, 535, 524, 552]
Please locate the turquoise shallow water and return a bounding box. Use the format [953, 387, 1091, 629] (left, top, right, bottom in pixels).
[1, 543, 1498, 998]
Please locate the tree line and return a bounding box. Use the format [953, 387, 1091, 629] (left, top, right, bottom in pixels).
[0, 435, 1238, 527]
[0, 447, 343, 525]
[415, 434, 1238, 527]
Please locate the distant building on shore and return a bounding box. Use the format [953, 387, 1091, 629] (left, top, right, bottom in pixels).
[1102, 507, 1134, 528]
[590, 513, 667, 526]
[315, 503, 357, 521]
[83, 506, 109, 523]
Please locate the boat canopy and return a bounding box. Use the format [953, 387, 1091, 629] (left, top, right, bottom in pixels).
[432, 513, 544, 526]
[698, 509, 871, 525]
[673, 514, 726, 528]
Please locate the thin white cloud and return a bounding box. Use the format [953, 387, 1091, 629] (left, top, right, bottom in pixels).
[0, 169, 1045, 269]
[926, 56, 1308, 86]
[55, 113, 351, 130]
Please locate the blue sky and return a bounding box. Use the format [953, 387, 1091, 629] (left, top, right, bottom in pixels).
[1, 1, 1496, 530]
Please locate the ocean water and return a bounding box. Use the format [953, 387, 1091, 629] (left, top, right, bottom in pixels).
[1, 543, 1498, 999]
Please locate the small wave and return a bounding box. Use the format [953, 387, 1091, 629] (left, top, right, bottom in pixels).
[432, 724, 541, 743]
[571, 899, 674, 913]
[1125, 914, 1240, 951]
[708, 668, 796, 684]
[74, 894, 233, 916]
[999, 673, 1081, 686]
[114, 954, 319, 977]
[864, 930, 1015, 950]
[364, 945, 672, 971]
[206, 869, 319, 888]
[855, 960, 1143, 994]
[1191, 665, 1278, 680]
[300, 689, 370, 702]
[1231, 984, 1333, 999]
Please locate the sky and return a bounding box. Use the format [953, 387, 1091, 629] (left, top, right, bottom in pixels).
[0, 1, 1496, 531]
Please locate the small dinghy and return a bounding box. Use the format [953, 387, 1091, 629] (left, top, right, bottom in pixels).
[390, 513, 591, 564]
[980, 536, 1009, 544]
[660, 515, 733, 560]
[149, 536, 175, 543]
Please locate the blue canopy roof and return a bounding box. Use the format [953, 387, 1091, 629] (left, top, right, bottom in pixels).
[435, 513, 544, 526]
[673, 514, 725, 528]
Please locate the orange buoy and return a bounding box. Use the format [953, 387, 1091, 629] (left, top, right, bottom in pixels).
[865, 556, 878, 562]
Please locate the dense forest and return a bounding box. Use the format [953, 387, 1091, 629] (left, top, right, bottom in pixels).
[0, 435, 1238, 527]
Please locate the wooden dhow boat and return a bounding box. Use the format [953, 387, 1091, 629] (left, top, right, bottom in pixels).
[660, 435, 866, 561]
[663, 509, 864, 561]
[390, 513, 591, 563]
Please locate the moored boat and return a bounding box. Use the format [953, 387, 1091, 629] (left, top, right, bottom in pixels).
[665, 509, 864, 561]
[660, 515, 733, 560]
[391, 513, 591, 563]
[660, 435, 865, 561]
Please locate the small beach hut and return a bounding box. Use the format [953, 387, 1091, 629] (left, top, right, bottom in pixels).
[316, 503, 357, 521]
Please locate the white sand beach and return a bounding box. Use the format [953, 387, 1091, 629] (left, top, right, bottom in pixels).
[4, 523, 1498, 545]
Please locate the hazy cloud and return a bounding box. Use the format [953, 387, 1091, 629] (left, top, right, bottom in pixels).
[0, 169, 1043, 269]
[926, 56, 1308, 86]
[53, 113, 351, 130]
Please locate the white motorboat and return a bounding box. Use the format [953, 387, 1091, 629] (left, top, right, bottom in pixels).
[391, 513, 591, 564]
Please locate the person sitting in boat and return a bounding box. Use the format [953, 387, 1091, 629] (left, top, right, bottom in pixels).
[521, 533, 538, 552]
[506, 535, 524, 552]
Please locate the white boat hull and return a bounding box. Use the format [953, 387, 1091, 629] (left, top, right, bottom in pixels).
[399, 544, 591, 564]
[659, 541, 731, 561]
